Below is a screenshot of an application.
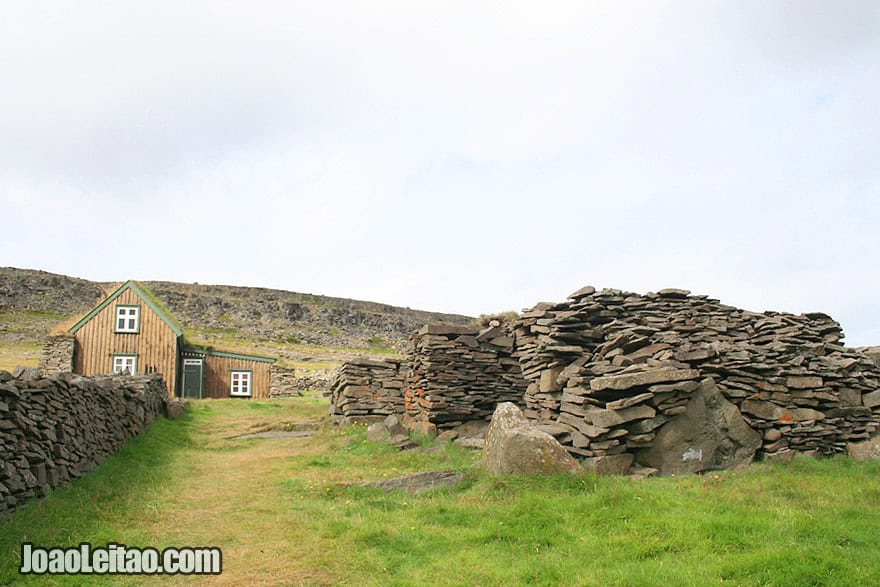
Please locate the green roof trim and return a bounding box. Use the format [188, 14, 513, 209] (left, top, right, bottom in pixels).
[182, 346, 276, 364]
[68, 280, 185, 337]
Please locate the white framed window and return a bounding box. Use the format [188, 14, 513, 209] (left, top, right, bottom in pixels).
[115, 305, 140, 333]
[230, 370, 252, 397]
[112, 354, 137, 375]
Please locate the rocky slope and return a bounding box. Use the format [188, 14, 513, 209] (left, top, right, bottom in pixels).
[0, 267, 473, 350]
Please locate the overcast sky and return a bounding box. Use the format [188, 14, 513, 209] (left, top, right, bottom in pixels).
[1, 1, 878, 345]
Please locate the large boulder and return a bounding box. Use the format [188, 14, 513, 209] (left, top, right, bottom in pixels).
[637, 378, 761, 475]
[848, 436, 880, 461]
[483, 402, 582, 475]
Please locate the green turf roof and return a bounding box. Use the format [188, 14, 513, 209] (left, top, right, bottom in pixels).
[68, 280, 185, 337]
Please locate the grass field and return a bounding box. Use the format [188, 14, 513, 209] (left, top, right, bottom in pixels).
[2, 399, 880, 586]
[0, 341, 41, 372]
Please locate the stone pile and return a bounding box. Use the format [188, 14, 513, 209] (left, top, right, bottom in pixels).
[37, 335, 74, 374]
[269, 364, 300, 398]
[514, 286, 880, 471]
[0, 369, 168, 514]
[328, 357, 405, 423]
[404, 325, 528, 433]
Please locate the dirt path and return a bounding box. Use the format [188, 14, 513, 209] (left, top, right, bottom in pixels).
[145, 401, 334, 586]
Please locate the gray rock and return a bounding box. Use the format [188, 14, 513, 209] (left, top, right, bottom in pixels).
[637, 379, 761, 475]
[581, 453, 634, 475]
[568, 285, 596, 299]
[590, 369, 700, 392]
[584, 405, 656, 428]
[436, 429, 458, 442]
[785, 376, 823, 389]
[741, 400, 825, 422]
[657, 288, 691, 298]
[863, 389, 880, 409]
[454, 437, 485, 450]
[848, 436, 880, 461]
[361, 470, 465, 493]
[483, 402, 582, 475]
[386, 433, 416, 449]
[456, 419, 490, 440]
[606, 392, 654, 410]
[163, 398, 187, 420]
[384, 414, 407, 436]
[12, 366, 43, 381]
[763, 449, 796, 464]
[366, 422, 391, 442]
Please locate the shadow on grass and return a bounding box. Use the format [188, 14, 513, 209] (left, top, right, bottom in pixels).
[0, 410, 197, 583]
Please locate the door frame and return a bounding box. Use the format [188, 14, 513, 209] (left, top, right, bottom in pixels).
[181, 357, 204, 399]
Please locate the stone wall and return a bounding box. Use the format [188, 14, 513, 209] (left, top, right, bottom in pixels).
[513, 286, 880, 472]
[38, 334, 74, 374]
[0, 369, 168, 515]
[403, 325, 528, 434]
[269, 365, 299, 398]
[329, 358, 405, 423]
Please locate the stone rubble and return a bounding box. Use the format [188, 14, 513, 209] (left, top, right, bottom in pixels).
[328, 357, 405, 424]
[403, 325, 528, 434]
[37, 335, 75, 374]
[513, 286, 880, 473]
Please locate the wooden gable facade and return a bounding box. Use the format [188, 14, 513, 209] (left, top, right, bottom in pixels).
[68, 281, 274, 399]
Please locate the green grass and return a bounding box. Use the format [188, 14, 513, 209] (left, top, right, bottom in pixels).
[2, 400, 880, 586]
[0, 341, 42, 371]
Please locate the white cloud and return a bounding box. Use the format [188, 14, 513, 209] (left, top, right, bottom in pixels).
[1, 1, 878, 345]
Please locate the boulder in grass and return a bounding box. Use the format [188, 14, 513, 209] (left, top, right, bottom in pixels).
[848, 436, 880, 462]
[366, 422, 391, 442]
[483, 402, 581, 475]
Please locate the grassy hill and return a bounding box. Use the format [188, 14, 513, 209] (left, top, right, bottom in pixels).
[0, 267, 474, 371]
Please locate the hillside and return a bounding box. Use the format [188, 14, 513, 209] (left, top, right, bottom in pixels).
[0, 267, 474, 368]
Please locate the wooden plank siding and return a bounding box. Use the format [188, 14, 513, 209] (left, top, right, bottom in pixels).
[202, 355, 272, 399]
[72, 288, 179, 392]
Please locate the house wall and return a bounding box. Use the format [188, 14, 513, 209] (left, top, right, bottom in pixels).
[72, 288, 179, 393]
[203, 354, 272, 399]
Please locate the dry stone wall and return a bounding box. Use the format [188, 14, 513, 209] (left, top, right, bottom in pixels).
[403, 325, 528, 433]
[329, 358, 405, 423]
[0, 370, 167, 515]
[269, 365, 299, 398]
[38, 335, 74, 374]
[514, 286, 880, 471]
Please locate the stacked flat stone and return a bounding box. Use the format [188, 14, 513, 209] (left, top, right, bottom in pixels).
[37, 335, 74, 374]
[404, 325, 527, 431]
[514, 286, 880, 461]
[328, 357, 404, 423]
[269, 365, 299, 398]
[0, 369, 167, 514]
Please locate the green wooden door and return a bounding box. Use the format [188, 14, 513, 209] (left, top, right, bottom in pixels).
[181, 358, 204, 399]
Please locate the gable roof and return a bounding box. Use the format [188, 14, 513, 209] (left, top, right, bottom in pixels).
[68, 280, 185, 337]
